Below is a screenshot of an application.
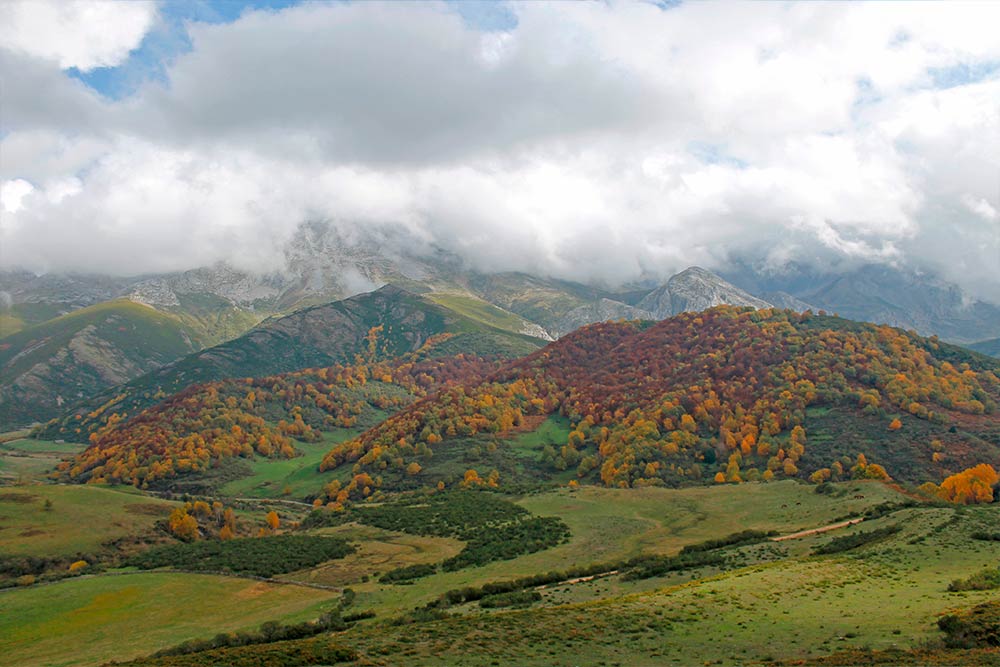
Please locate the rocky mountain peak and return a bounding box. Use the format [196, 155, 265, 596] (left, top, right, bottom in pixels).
[638, 266, 773, 319]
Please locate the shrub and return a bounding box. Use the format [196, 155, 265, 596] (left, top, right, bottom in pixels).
[948, 567, 1000, 592]
[813, 525, 901, 555]
[479, 590, 542, 608]
[126, 536, 354, 577]
[380, 563, 437, 583]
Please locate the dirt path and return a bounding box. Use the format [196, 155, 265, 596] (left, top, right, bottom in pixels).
[535, 570, 620, 590]
[771, 517, 864, 542]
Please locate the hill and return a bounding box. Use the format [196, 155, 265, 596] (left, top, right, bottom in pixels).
[53, 346, 506, 491]
[0, 301, 201, 427]
[317, 306, 1000, 497]
[38, 286, 545, 446]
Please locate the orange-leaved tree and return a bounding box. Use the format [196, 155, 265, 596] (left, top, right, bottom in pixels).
[938, 464, 999, 504]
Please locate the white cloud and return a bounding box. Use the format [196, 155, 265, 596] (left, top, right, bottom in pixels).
[0, 0, 157, 71]
[0, 0, 997, 300]
[964, 196, 999, 222]
[1, 179, 34, 213]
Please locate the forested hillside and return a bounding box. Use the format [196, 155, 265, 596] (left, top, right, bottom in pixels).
[54, 337, 508, 490]
[318, 306, 1000, 496]
[55, 306, 1000, 502]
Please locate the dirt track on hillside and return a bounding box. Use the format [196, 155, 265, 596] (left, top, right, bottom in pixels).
[771, 517, 864, 542]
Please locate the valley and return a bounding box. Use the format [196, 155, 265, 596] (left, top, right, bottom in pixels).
[3, 285, 1000, 667]
[1, 477, 998, 667]
[4, 3, 1000, 666]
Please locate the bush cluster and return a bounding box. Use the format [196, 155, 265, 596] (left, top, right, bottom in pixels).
[126, 535, 354, 577]
[812, 525, 901, 555]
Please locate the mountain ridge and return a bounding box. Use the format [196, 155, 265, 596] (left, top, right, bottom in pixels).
[36, 285, 546, 439]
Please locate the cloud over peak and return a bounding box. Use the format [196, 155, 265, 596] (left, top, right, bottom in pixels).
[1, 1, 998, 300]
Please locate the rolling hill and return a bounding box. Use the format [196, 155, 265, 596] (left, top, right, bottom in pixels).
[52, 305, 1000, 501]
[37, 286, 545, 445]
[0, 301, 202, 428]
[316, 306, 1000, 496]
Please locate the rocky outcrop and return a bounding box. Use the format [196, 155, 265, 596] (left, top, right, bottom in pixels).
[637, 267, 773, 319]
[552, 299, 653, 338]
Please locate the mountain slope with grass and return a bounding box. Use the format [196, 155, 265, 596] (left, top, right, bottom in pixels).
[38, 286, 545, 444]
[0, 300, 202, 428]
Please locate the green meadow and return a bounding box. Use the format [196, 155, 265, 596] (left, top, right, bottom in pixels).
[218, 429, 362, 499]
[0, 485, 176, 557]
[332, 500, 1000, 666]
[0, 438, 85, 484]
[0, 572, 337, 667]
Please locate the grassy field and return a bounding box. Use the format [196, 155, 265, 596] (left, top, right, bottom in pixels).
[331, 500, 1000, 666]
[0, 572, 337, 667]
[7, 479, 998, 667]
[280, 523, 464, 587]
[0, 485, 176, 557]
[290, 480, 908, 620]
[508, 415, 572, 461]
[218, 429, 362, 500]
[0, 438, 85, 484]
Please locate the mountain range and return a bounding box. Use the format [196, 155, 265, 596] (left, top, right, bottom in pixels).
[4, 223, 1000, 430]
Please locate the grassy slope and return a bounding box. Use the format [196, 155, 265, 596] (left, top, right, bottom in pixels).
[42, 287, 544, 443]
[0, 485, 176, 557]
[426, 291, 547, 337]
[465, 273, 608, 333]
[0, 573, 336, 667]
[0, 300, 202, 427]
[218, 428, 363, 500]
[287, 481, 905, 621]
[7, 480, 998, 667]
[0, 302, 75, 340]
[329, 493, 1000, 666]
[0, 438, 85, 484]
[0, 300, 198, 379]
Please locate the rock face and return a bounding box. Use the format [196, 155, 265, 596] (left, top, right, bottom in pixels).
[532, 267, 776, 337]
[800, 265, 1000, 344]
[722, 261, 1000, 344]
[637, 267, 773, 319]
[128, 265, 287, 309]
[552, 299, 653, 338]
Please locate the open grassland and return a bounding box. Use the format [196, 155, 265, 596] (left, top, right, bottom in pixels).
[281, 524, 464, 588]
[508, 415, 572, 460]
[332, 502, 1000, 666]
[517, 480, 905, 562]
[0, 438, 85, 484]
[289, 481, 908, 620]
[8, 480, 998, 667]
[0, 572, 337, 667]
[0, 485, 176, 557]
[219, 429, 362, 500]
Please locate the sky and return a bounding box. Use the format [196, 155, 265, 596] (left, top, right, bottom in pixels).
[0, 0, 998, 299]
